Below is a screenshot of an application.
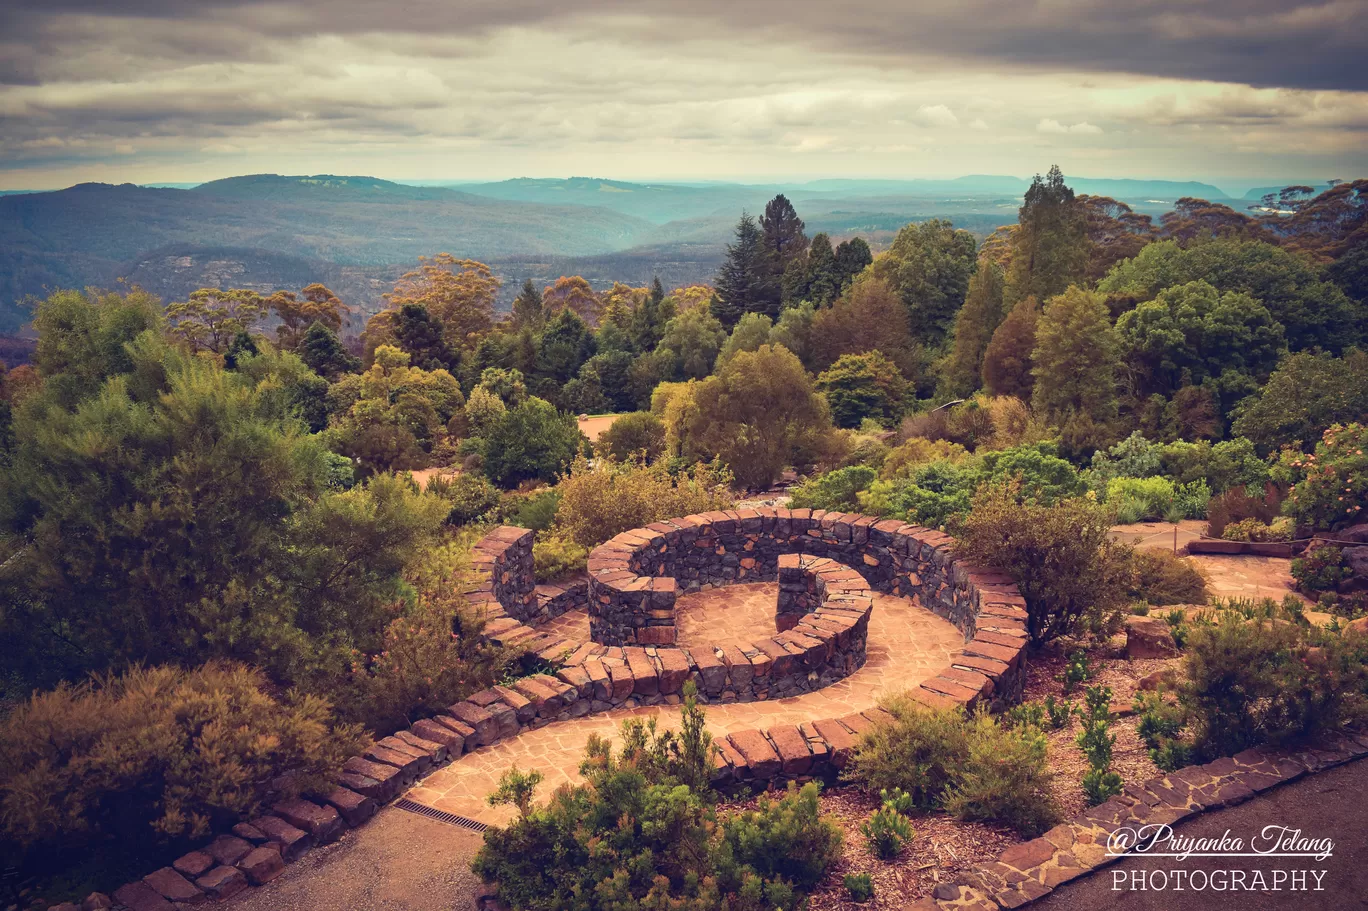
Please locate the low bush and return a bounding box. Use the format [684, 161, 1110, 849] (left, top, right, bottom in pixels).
[505, 488, 561, 532]
[864, 442, 1083, 530]
[551, 454, 734, 549]
[1293, 545, 1348, 595]
[1180, 616, 1368, 760]
[1105, 476, 1209, 523]
[1205, 483, 1284, 538]
[846, 697, 971, 807]
[473, 689, 842, 911]
[595, 411, 666, 462]
[844, 872, 875, 902]
[428, 471, 501, 524]
[341, 536, 510, 732]
[1124, 549, 1209, 606]
[1221, 516, 1294, 542]
[953, 480, 1130, 646]
[0, 662, 368, 852]
[879, 437, 968, 480]
[943, 711, 1058, 836]
[789, 465, 876, 511]
[861, 803, 913, 859]
[849, 699, 1058, 836]
[532, 534, 588, 582]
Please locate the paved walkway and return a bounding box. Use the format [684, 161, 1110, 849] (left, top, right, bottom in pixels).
[1032, 757, 1368, 911]
[1112, 521, 1309, 605]
[407, 584, 963, 825]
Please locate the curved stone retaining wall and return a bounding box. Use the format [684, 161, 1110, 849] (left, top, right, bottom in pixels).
[94, 518, 1025, 910]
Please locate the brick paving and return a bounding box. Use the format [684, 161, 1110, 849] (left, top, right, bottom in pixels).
[407, 584, 963, 825]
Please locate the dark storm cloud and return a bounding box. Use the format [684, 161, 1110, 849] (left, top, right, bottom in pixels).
[4, 0, 1366, 91]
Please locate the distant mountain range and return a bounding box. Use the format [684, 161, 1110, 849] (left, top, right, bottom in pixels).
[0, 171, 1270, 335]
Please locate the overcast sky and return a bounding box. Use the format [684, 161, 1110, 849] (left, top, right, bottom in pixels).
[2, 0, 1366, 192]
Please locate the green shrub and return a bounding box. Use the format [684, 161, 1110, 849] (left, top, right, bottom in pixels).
[428, 471, 501, 524]
[1134, 691, 1184, 750]
[595, 411, 666, 462]
[846, 698, 970, 807]
[1124, 549, 1209, 606]
[1222, 516, 1294, 542]
[942, 711, 1058, 837]
[861, 803, 913, 859]
[480, 396, 585, 488]
[474, 691, 837, 911]
[789, 465, 876, 512]
[1045, 695, 1074, 730]
[1149, 738, 1195, 773]
[1081, 768, 1124, 805]
[1292, 546, 1347, 595]
[1283, 423, 1368, 531]
[532, 534, 588, 582]
[860, 442, 1082, 529]
[953, 480, 1131, 646]
[852, 701, 1058, 837]
[1061, 650, 1092, 693]
[1075, 686, 1115, 769]
[723, 781, 844, 894]
[844, 872, 875, 902]
[1105, 476, 1209, 523]
[0, 662, 368, 851]
[341, 537, 509, 733]
[506, 489, 561, 532]
[1180, 616, 1368, 760]
[1005, 702, 1046, 730]
[488, 767, 544, 819]
[551, 454, 734, 549]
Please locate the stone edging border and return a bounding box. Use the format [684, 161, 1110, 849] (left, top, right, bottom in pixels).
[92, 512, 1027, 910]
[901, 727, 1368, 910]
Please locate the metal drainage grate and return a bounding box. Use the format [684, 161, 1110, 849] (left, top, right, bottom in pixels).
[393, 798, 490, 832]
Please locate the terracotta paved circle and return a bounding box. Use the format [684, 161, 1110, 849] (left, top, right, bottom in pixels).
[675, 582, 784, 646]
[410, 583, 964, 826]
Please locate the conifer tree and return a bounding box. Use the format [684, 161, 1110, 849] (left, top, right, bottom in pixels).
[834, 238, 873, 288]
[800, 233, 841, 305]
[511, 278, 545, 330]
[761, 193, 810, 277]
[712, 213, 779, 327]
[298, 321, 360, 380]
[394, 303, 459, 371]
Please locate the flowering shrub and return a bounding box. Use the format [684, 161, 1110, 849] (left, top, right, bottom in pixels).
[1283, 423, 1368, 531]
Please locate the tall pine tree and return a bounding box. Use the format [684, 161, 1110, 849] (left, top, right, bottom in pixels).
[1006, 165, 1089, 305]
[511, 278, 545, 330]
[712, 213, 779, 327]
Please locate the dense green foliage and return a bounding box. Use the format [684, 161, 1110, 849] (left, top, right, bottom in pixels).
[473, 691, 842, 910]
[848, 699, 1058, 836]
[0, 662, 367, 850]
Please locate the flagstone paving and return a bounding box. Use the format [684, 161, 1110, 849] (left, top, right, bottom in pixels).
[407, 583, 963, 825]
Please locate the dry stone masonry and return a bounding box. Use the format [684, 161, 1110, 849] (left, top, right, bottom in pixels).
[98, 511, 1034, 909]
